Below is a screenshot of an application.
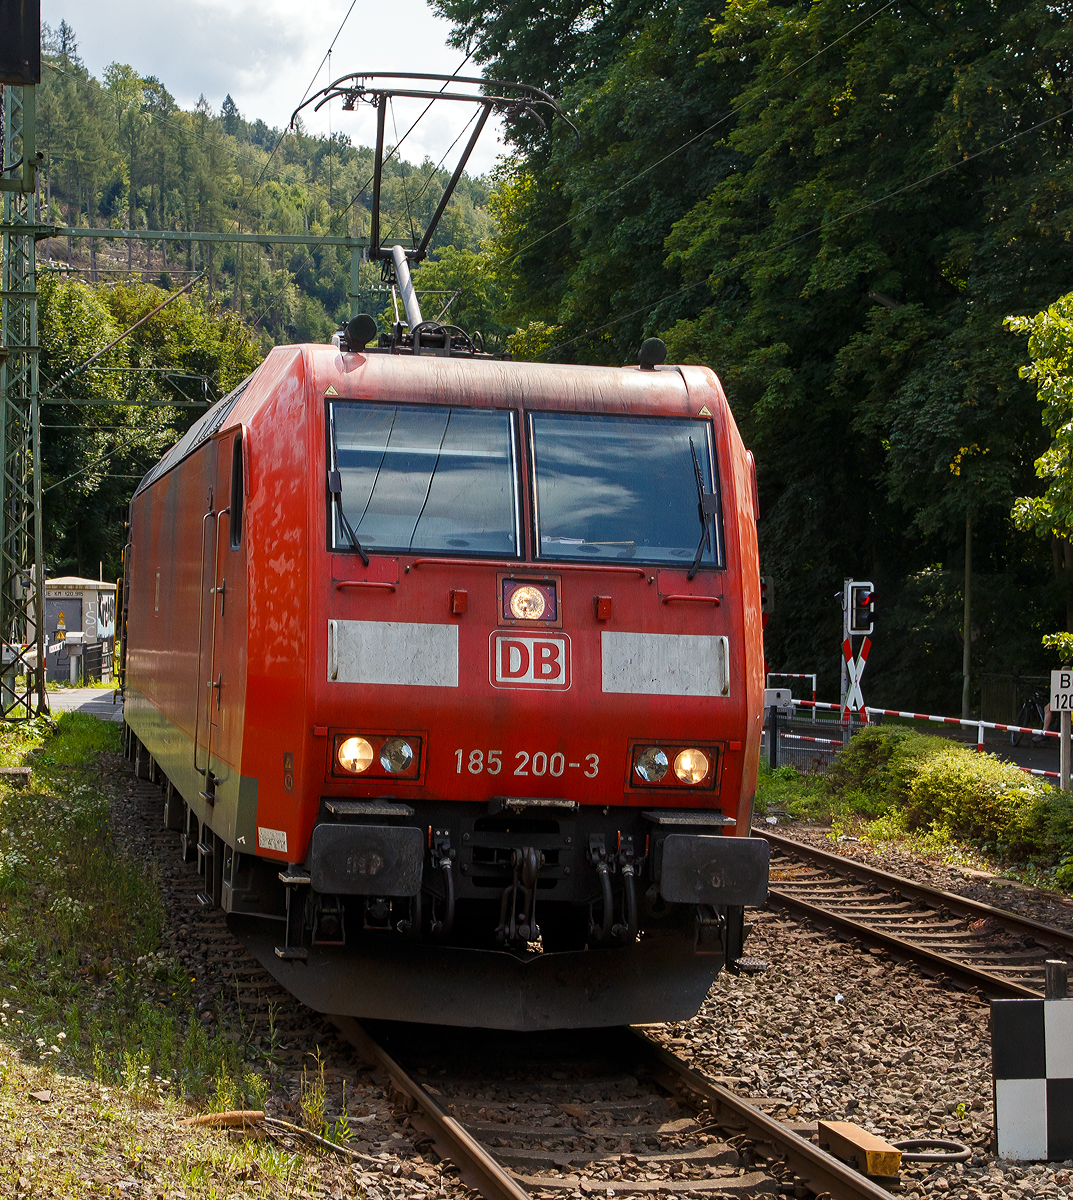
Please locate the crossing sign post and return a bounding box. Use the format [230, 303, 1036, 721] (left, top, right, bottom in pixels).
[840, 579, 874, 722]
[1050, 670, 1072, 791]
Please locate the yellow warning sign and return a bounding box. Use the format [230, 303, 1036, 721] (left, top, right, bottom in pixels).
[699, 405, 712, 417]
[325, 385, 339, 396]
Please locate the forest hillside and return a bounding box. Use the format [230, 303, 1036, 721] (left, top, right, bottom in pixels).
[428, 0, 1073, 713]
[25, 5, 1073, 714]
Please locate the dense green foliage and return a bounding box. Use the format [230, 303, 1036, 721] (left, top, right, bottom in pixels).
[36, 20, 493, 348]
[1009, 295, 1073, 653]
[32, 20, 502, 578]
[38, 275, 260, 579]
[432, 0, 1073, 710]
[829, 726, 1056, 854]
[761, 726, 1073, 886]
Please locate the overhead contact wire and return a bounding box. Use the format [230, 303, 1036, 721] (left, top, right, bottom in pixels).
[492, 0, 900, 273]
[538, 101, 1073, 359]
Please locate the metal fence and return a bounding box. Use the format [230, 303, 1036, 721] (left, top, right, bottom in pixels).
[980, 673, 1049, 726]
[760, 711, 865, 773]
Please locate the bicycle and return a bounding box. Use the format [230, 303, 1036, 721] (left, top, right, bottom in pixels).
[1011, 688, 1053, 746]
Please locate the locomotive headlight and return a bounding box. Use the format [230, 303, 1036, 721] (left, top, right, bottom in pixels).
[337, 736, 374, 774]
[634, 746, 669, 783]
[379, 737, 414, 774]
[674, 748, 709, 784]
[509, 585, 546, 620]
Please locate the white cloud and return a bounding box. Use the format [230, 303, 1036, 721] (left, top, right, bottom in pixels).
[42, 0, 508, 175]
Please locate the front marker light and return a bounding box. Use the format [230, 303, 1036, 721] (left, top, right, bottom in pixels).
[380, 737, 414, 774]
[635, 746, 669, 783]
[674, 748, 709, 784]
[338, 736, 374, 773]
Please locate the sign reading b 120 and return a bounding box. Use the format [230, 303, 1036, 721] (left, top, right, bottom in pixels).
[1051, 670, 1073, 712]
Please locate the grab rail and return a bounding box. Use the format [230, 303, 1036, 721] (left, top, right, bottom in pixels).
[192, 496, 215, 776]
[202, 506, 231, 786]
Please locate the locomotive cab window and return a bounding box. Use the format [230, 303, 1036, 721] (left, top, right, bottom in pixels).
[329, 402, 519, 556]
[229, 432, 243, 550]
[529, 413, 724, 567]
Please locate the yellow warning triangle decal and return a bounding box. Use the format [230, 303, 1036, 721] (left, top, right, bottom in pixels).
[324, 385, 339, 396]
[699, 405, 712, 417]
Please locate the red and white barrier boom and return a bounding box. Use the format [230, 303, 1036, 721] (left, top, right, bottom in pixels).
[788, 697, 1060, 779]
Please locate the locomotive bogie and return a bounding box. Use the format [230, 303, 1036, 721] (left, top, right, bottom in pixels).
[122, 345, 767, 1029]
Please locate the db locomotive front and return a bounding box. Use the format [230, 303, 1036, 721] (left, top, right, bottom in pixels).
[121, 337, 769, 1030]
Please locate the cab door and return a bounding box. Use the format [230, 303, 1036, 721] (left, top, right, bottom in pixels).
[195, 429, 248, 799]
[206, 429, 248, 786]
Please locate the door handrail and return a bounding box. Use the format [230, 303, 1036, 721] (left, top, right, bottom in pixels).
[193, 495, 215, 776]
[203, 505, 231, 783]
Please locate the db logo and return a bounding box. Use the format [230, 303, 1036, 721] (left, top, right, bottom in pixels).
[490, 631, 571, 690]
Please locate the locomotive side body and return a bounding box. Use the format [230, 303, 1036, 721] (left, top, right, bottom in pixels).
[124, 344, 768, 1030]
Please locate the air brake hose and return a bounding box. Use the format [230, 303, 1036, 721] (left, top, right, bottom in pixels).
[613, 862, 638, 942]
[440, 860, 456, 933]
[590, 860, 613, 943]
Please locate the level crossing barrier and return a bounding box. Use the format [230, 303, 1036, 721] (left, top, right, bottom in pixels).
[773, 698, 1060, 780]
[766, 672, 817, 721]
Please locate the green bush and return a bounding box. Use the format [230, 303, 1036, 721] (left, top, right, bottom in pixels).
[763, 723, 1073, 870]
[903, 743, 1051, 852]
[826, 725, 950, 808]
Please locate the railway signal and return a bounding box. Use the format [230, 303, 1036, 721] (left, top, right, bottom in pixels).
[842, 637, 871, 722]
[840, 578, 874, 721]
[848, 581, 874, 635]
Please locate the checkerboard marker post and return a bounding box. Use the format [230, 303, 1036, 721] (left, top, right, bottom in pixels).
[992, 961, 1073, 1161]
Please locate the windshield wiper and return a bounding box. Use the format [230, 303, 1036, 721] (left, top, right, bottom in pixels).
[687, 437, 718, 580]
[329, 414, 370, 566]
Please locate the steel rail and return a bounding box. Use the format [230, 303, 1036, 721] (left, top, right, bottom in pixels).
[762, 830, 1073, 998]
[763, 830, 1073, 952]
[767, 886, 1039, 998]
[628, 1030, 896, 1200]
[331, 1015, 530, 1200]
[334, 1012, 903, 1200]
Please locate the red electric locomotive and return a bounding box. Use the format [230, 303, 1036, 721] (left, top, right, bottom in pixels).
[120, 76, 769, 1030]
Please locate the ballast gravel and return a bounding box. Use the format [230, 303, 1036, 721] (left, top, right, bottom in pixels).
[775, 820, 1073, 934]
[653, 831, 1073, 1199]
[117, 758, 1073, 1199]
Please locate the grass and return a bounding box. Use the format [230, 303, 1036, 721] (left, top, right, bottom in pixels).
[756, 724, 1073, 894]
[0, 712, 343, 1197]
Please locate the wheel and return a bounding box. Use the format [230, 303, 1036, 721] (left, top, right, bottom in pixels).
[1012, 701, 1033, 746]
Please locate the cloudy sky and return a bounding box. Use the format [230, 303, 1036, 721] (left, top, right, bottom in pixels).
[41, 0, 508, 176]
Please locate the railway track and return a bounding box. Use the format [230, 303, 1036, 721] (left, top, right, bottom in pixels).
[334, 1017, 897, 1200]
[122, 767, 898, 1200]
[763, 829, 1073, 998]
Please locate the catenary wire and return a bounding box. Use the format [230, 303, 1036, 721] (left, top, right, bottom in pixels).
[536, 102, 1073, 359]
[491, 0, 900, 273]
[226, 0, 361, 237]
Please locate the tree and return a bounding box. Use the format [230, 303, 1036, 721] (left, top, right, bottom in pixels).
[102, 62, 146, 268]
[429, 0, 1073, 710]
[1009, 293, 1073, 647]
[221, 94, 241, 138]
[38, 275, 261, 580]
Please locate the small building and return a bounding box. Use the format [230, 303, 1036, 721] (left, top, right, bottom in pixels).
[42, 577, 117, 683]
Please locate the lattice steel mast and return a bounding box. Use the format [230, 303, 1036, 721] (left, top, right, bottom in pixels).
[0, 82, 47, 717]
